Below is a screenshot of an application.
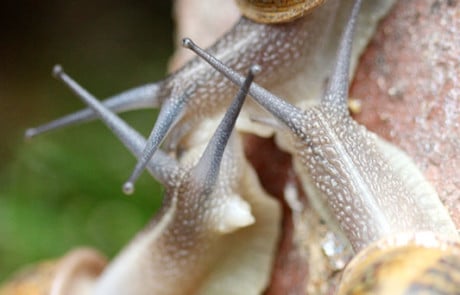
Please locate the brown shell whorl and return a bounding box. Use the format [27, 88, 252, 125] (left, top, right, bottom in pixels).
[0, 248, 107, 295]
[235, 0, 326, 23]
[337, 232, 460, 295]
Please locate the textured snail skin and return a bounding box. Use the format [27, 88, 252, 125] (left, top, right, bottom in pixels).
[92, 136, 280, 295]
[350, 0, 460, 230]
[337, 232, 460, 295]
[46, 66, 280, 295]
[338, 2, 460, 292]
[182, 0, 458, 252]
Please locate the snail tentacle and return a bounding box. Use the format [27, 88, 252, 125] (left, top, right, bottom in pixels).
[24, 82, 161, 139]
[52, 65, 178, 186]
[192, 65, 260, 192]
[182, 37, 302, 129]
[122, 89, 191, 194]
[322, 0, 361, 111]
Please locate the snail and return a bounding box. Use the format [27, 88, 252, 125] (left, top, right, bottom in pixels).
[0, 248, 107, 295]
[14, 64, 279, 295]
[182, 0, 460, 291]
[24, 0, 397, 194]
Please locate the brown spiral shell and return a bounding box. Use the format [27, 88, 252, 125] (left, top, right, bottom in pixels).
[337, 233, 460, 295]
[235, 0, 326, 23]
[0, 248, 106, 295]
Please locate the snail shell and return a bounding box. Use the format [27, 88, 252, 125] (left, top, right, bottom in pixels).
[337, 232, 460, 295]
[235, 0, 325, 23]
[0, 248, 106, 295]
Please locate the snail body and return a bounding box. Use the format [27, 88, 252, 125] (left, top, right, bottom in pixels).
[33, 66, 280, 295]
[181, 0, 460, 292]
[183, 0, 458, 250]
[183, 0, 460, 292]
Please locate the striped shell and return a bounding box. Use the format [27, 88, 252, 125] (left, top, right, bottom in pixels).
[337, 233, 460, 295]
[235, 0, 325, 23]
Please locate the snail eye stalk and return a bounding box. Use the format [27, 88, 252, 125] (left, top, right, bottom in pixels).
[24, 82, 161, 140]
[51, 65, 178, 186]
[191, 65, 260, 193]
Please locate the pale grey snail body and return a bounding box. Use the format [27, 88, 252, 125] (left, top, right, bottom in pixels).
[182, 0, 460, 293]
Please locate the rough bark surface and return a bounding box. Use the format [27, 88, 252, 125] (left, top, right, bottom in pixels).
[350, 0, 460, 228]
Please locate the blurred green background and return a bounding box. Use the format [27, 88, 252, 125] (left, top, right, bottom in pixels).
[0, 1, 173, 282]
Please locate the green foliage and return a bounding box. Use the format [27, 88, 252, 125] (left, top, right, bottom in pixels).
[0, 113, 166, 282]
[0, 1, 173, 283]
